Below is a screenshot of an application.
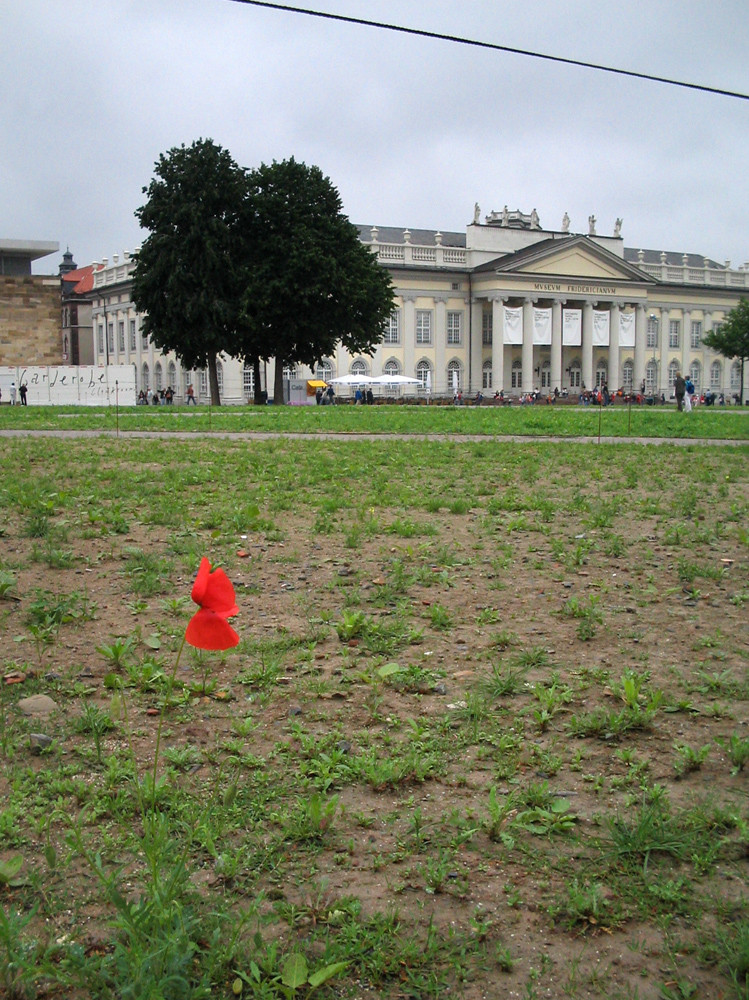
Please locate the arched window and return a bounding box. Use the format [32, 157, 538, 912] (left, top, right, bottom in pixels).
[622, 360, 634, 390]
[710, 360, 721, 390]
[730, 362, 741, 392]
[447, 360, 462, 392]
[689, 361, 701, 392]
[668, 360, 679, 389]
[540, 360, 551, 390]
[384, 358, 401, 377]
[141, 362, 150, 392]
[567, 360, 581, 390]
[199, 369, 208, 398]
[511, 359, 522, 390]
[243, 364, 254, 399]
[415, 359, 431, 389]
[645, 359, 657, 394]
[482, 360, 492, 390]
[154, 362, 163, 392]
[595, 360, 608, 388]
[351, 358, 368, 378]
[167, 362, 176, 391]
[315, 359, 333, 382]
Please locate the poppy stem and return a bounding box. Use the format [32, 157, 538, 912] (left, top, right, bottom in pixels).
[151, 633, 187, 815]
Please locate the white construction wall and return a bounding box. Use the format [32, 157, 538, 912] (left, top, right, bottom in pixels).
[0, 365, 136, 406]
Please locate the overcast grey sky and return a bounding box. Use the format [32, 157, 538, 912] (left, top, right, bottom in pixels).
[3, 0, 748, 273]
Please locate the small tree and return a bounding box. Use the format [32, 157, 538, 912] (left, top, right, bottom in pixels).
[236, 158, 394, 403]
[132, 139, 248, 405]
[703, 298, 749, 404]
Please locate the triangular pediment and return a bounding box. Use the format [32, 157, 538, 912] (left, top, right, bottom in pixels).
[485, 235, 655, 284]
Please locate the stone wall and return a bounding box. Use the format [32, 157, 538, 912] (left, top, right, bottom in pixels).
[0, 276, 60, 365]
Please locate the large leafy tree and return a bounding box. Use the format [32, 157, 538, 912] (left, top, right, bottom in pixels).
[703, 298, 749, 404]
[132, 139, 250, 405]
[237, 158, 394, 403]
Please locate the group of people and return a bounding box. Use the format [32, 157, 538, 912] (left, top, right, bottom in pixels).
[137, 385, 176, 405]
[315, 385, 336, 405]
[674, 373, 725, 410]
[1, 382, 28, 405]
[353, 387, 374, 405]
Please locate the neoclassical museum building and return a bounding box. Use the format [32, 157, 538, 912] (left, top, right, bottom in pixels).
[90, 208, 749, 403]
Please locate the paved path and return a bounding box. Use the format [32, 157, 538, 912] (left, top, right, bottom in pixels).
[0, 428, 745, 446]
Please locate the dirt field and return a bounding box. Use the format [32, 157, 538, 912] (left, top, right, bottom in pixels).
[0, 433, 747, 999]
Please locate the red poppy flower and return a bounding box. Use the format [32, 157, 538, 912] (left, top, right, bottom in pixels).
[185, 558, 240, 650]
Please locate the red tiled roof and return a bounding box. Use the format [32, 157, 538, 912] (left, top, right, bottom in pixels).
[62, 265, 95, 295]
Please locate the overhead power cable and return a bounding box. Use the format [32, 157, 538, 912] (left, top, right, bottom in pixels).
[226, 0, 749, 102]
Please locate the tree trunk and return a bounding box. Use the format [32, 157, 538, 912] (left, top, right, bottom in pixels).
[253, 358, 263, 404]
[273, 358, 285, 405]
[207, 353, 221, 406]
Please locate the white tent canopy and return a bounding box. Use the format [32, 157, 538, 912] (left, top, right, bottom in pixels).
[371, 374, 420, 385]
[328, 373, 375, 384]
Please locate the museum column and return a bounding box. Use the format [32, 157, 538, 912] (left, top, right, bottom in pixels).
[403, 295, 416, 378]
[491, 297, 505, 393]
[702, 311, 712, 388]
[609, 302, 621, 390]
[659, 307, 670, 394]
[470, 296, 484, 393]
[522, 298, 535, 393]
[582, 301, 594, 391]
[551, 299, 563, 393]
[434, 295, 447, 391]
[681, 309, 691, 378]
[634, 304, 647, 390]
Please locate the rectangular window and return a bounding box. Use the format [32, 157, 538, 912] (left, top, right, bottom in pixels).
[447, 312, 462, 345]
[482, 312, 492, 345]
[416, 310, 432, 345]
[142, 330, 149, 350]
[129, 319, 136, 351]
[383, 311, 400, 344]
[669, 320, 680, 349]
[646, 317, 657, 349]
[97, 324, 104, 354]
[118, 321, 125, 353]
[690, 321, 702, 349]
[107, 323, 114, 353]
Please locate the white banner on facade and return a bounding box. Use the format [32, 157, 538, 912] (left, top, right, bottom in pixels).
[562, 309, 581, 346]
[593, 310, 610, 346]
[532, 308, 552, 345]
[0, 365, 136, 406]
[503, 307, 523, 345]
[619, 311, 635, 347]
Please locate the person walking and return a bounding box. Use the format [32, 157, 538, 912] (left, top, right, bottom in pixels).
[186, 383, 196, 405]
[674, 372, 686, 411]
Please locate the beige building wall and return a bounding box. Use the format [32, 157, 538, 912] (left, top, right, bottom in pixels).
[0, 276, 61, 365]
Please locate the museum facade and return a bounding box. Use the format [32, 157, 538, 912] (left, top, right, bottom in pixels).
[89, 210, 749, 402]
